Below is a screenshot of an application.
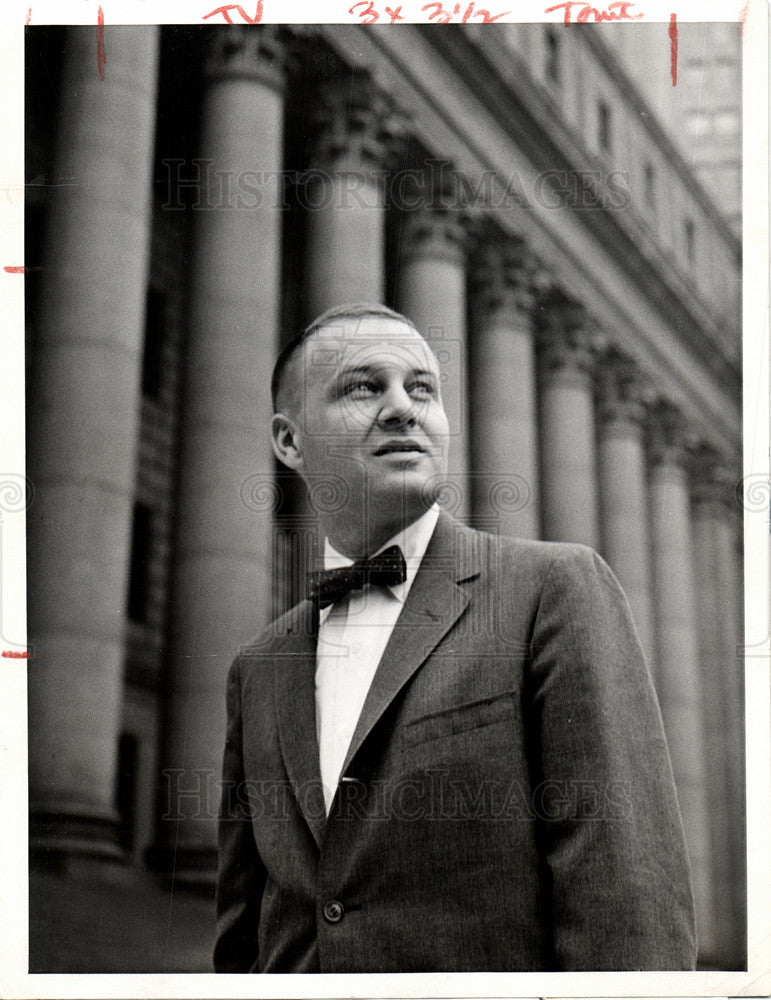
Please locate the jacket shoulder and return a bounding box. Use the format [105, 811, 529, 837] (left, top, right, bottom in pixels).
[244, 601, 309, 644]
[458, 519, 603, 576]
[229, 600, 314, 684]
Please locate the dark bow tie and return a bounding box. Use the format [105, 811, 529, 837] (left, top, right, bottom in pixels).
[307, 545, 407, 609]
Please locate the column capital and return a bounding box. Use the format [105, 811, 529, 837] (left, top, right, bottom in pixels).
[204, 25, 290, 92]
[597, 348, 650, 431]
[537, 291, 597, 380]
[399, 158, 470, 266]
[470, 231, 536, 328]
[647, 400, 694, 469]
[689, 444, 741, 515]
[311, 69, 405, 175]
[401, 209, 468, 268]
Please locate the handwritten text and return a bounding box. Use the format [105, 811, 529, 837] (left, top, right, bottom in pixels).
[544, 1, 643, 24]
[348, 1, 511, 24]
[203, 1, 263, 23]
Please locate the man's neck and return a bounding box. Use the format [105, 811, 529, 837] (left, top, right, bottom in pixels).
[323, 504, 433, 561]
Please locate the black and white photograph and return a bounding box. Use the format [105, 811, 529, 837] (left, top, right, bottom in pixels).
[3, 0, 768, 993]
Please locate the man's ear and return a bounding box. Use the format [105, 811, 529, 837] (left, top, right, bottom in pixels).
[271, 412, 304, 471]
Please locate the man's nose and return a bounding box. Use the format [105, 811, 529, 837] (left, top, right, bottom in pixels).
[377, 383, 415, 425]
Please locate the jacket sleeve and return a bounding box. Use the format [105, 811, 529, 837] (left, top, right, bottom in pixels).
[213, 654, 266, 973]
[527, 544, 697, 970]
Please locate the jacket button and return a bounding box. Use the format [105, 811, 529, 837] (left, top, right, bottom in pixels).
[323, 900, 344, 923]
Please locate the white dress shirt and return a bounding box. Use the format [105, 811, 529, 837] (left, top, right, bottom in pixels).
[315, 503, 440, 813]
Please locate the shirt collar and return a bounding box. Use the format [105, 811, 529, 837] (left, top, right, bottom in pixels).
[323, 503, 441, 602]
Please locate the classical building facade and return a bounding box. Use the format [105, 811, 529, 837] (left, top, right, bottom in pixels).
[26, 21, 744, 970]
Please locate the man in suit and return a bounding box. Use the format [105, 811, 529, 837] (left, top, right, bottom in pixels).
[214, 302, 697, 973]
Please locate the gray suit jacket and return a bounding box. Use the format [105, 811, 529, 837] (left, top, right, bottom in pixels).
[214, 513, 697, 973]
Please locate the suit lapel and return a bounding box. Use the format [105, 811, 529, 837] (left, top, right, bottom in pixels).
[272, 600, 327, 849]
[340, 513, 481, 778]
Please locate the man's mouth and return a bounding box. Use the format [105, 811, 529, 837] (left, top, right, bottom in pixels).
[373, 440, 426, 456]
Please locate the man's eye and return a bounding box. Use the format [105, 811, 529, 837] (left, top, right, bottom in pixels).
[343, 380, 377, 397]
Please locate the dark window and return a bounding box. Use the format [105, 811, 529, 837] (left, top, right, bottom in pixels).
[127, 502, 152, 623]
[115, 732, 139, 851]
[141, 287, 166, 400]
[684, 218, 696, 265]
[644, 162, 656, 212]
[598, 101, 612, 152]
[545, 29, 560, 85]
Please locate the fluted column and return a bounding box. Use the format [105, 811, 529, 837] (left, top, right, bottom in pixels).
[690, 449, 746, 966]
[283, 71, 399, 596]
[596, 352, 656, 667]
[153, 28, 287, 878]
[468, 235, 539, 538]
[26, 27, 160, 859]
[396, 188, 469, 519]
[304, 70, 397, 316]
[537, 294, 600, 548]
[648, 403, 716, 963]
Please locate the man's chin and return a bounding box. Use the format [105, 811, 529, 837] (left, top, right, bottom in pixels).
[367, 468, 444, 513]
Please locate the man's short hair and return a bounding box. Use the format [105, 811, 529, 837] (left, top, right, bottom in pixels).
[271, 303, 419, 412]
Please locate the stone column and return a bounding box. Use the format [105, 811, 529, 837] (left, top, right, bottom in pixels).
[282, 71, 400, 594]
[648, 403, 717, 963]
[596, 352, 656, 667]
[396, 189, 469, 520]
[537, 293, 600, 548]
[304, 70, 397, 317]
[690, 449, 746, 966]
[152, 28, 287, 879]
[468, 235, 540, 539]
[26, 26, 160, 860]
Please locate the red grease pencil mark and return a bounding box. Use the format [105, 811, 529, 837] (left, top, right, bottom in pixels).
[669, 12, 678, 86]
[202, 1, 263, 23]
[544, 1, 643, 24]
[2, 650, 30, 658]
[25, 7, 32, 25]
[4, 266, 25, 274]
[96, 5, 106, 82]
[738, 0, 749, 33]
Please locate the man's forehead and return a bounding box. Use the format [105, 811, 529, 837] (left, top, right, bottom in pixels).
[304, 318, 437, 373]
